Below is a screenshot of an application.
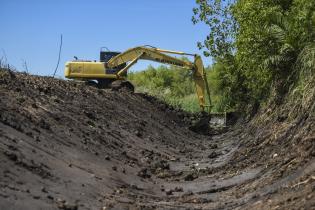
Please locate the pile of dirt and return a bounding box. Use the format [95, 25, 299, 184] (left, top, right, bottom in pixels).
[0, 69, 314, 210]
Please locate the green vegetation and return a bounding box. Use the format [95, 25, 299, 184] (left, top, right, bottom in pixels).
[128, 64, 203, 113]
[128, 62, 229, 113]
[130, 0, 315, 114]
[193, 0, 315, 114]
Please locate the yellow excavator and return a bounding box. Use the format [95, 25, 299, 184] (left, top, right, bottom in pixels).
[64, 45, 212, 112]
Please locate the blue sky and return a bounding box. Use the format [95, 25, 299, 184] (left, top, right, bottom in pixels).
[0, 0, 210, 78]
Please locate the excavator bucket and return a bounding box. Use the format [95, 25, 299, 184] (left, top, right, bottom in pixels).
[189, 112, 211, 134]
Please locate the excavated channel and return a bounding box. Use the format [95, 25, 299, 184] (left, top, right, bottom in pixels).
[0, 69, 314, 210]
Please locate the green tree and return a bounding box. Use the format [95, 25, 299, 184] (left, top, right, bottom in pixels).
[192, 0, 236, 59]
[193, 0, 315, 113]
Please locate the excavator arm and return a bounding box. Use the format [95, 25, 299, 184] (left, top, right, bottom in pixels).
[106, 46, 212, 112]
[106, 46, 194, 77]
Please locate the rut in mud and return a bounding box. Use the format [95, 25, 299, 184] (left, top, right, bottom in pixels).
[0, 69, 314, 210]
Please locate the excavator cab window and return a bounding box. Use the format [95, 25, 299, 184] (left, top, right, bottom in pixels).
[100, 51, 120, 62]
[100, 51, 127, 75]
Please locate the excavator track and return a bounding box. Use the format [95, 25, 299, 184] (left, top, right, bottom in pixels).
[85, 79, 135, 92]
[110, 80, 135, 92]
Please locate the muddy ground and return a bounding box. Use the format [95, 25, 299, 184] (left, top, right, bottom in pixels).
[0, 69, 314, 210]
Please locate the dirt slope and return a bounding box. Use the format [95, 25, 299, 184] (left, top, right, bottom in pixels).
[0, 69, 314, 210]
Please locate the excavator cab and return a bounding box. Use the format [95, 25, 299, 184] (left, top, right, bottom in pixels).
[93, 48, 131, 90]
[100, 49, 127, 76]
[100, 51, 119, 62]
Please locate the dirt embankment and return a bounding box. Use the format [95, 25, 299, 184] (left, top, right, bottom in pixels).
[0, 69, 314, 210]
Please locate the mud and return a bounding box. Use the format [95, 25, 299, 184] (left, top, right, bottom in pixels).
[0, 69, 314, 210]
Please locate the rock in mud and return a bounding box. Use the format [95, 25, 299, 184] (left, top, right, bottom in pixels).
[57, 202, 78, 210]
[208, 151, 219, 159]
[184, 172, 198, 181]
[151, 160, 170, 173]
[41, 187, 48, 193]
[137, 168, 151, 179]
[33, 195, 41, 199]
[47, 195, 54, 200]
[4, 151, 18, 161]
[165, 189, 173, 195]
[209, 144, 218, 149]
[174, 186, 184, 192]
